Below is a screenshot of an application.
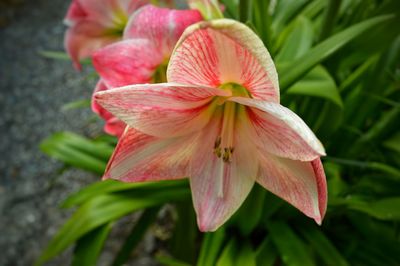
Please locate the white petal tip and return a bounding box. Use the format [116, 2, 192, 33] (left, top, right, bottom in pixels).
[198, 219, 219, 232]
[314, 216, 323, 226]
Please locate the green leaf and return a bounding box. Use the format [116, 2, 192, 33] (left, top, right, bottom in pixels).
[232, 184, 266, 236]
[347, 197, 400, 220]
[239, 0, 251, 22]
[38, 50, 91, 65]
[216, 239, 256, 266]
[236, 243, 256, 266]
[296, 223, 349, 266]
[255, 237, 277, 266]
[324, 157, 400, 180]
[286, 65, 343, 107]
[38, 51, 71, 60]
[62, 179, 189, 208]
[40, 140, 106, 174]
[268, 221, 315, 266]
[318, 0, 342, 41]
[72, 223, 112, 266]
[221, 0, 239, 19]
[156, 255, 192, 266]
[112, 207, 160, 266]
[197, 228, 226, 266]
[272, 0, 308, 35]
[276, 16, 314, 63]
[279, 14, 394, 91]
[324, 162, 348, 197]
[40, 132, 114, 174]
[36, 188, 190, 265]
[61, 99, 91, 111]
[383, 132, 400, 153]
[216, 238, 237, 266]
[169, 201, 197, 264]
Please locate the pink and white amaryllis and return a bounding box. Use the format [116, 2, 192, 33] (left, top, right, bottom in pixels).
[91, 5, 203, 137]
[63, 0, 148, 69]
[95, 19, 328, 232]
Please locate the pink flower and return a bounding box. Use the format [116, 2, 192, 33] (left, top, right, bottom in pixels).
[94, 19, 327, 231]
[91, 5, 203, 137]
[63, 0, 148, 70]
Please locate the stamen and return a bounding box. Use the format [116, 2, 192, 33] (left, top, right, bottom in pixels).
[213, 136, 222, 158]
[213, 101, 236, 163]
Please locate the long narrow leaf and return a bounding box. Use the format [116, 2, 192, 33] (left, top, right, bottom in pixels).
[62, 179, 189, 208]
[296, 223, 349, 266]
[268, 221, 315, 266]
[72, 223, 112, 266]
[36, 189, 190, 265]
[197, 228, 226, 266]
[279, 14, 394, 91]
[112, 207, 160, 266]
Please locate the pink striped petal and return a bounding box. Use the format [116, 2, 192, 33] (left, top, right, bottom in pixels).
[168, 19, 279, 102]
[257, 155, 327, 224]
[92, 81, 126, 137]
[94, 83, 231, 138]
[103, 127, 196, 182]
[64, 21, 119, 69]
[229, 97, 325, 161]
[124, 5, 203, 58]
[92, 39, 163, 87]
[64, 0, 87, 26]
[190, 114, 258, 232]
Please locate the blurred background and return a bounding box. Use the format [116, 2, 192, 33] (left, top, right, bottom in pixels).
[0, 0, 101, 265]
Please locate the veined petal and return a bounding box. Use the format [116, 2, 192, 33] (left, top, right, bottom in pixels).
[257, 155, 327, 224]
[94, 83, 231, 138]
[124, 5, 203, 58]
[92, 39, 163, 87]
[64, 21, 119, 69]
[190, 113, 257, 232]
[64, 0, 87, 26]
[229, 97, 325, 161]
[168, 19, 279, 102]
[92, 81, 126, 137]
[104, 127, 196, 181]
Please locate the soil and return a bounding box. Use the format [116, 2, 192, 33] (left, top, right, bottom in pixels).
[0, 1, 159, 265]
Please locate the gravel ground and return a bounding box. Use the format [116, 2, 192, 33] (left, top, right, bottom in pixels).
[0, 1, 157, 265]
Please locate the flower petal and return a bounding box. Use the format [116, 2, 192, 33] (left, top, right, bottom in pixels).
[93, 39, 163, 87]
[64, 0, 87, 26]
[92, 81, 126, 137]
[64, 21, 119, 69]
[257, 155, 327, 224]
[124, 5, 203, 58]
[94, 83, 231, 138]
[190, 113, 258, 232]
[104, 127, 196, 182]
[229, 97, 325, 161]
[168, 19, 279, 102]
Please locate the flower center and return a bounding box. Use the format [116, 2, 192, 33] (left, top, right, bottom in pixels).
[152, 63, 168, 83]
[213, 83, 249, 163]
